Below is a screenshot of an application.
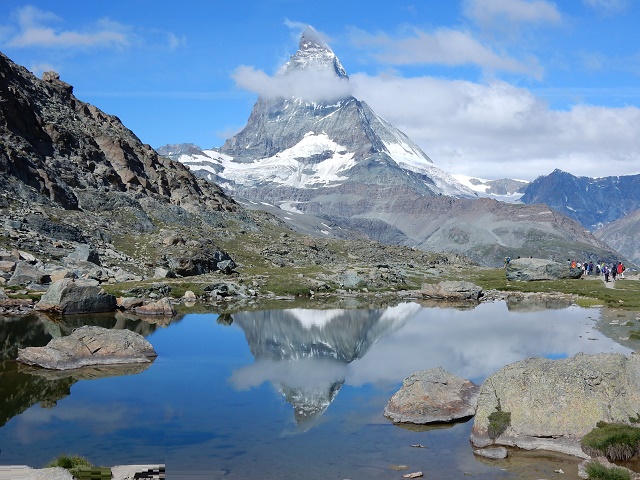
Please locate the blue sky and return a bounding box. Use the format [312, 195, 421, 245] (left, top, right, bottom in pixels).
[1, 0, 639, 180]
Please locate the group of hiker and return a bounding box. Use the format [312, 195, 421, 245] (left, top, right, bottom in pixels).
[569, 259, 626, 282]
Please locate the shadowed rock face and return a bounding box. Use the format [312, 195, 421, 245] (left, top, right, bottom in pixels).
[35, 278, 117, 315]
[595, 207, 640, 267]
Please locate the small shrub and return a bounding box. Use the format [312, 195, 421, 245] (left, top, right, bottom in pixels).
[585, 460, 632, 480]
[46, 453, 92, 470]
[487, 410, 511, 440]
[581, 422, 640, 461]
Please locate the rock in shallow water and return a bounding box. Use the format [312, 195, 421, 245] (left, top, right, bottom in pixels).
[384, 367, 480, 424]
[17, 325, 157, 370]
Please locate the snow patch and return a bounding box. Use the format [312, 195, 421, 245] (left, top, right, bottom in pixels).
[197, 133, 356, 189]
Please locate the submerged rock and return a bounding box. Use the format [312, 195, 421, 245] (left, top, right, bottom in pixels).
[384, 367, 480, 424]
[17, 325, 157, 370]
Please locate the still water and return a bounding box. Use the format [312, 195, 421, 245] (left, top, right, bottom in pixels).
[0, 300, 632, 479]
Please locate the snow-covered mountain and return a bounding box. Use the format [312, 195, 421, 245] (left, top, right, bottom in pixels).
[452, 174, 528, 203]
[159, 28, 626, 267]
[164, 27, 475, 202]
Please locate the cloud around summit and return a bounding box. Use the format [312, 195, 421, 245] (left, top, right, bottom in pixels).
[232, 65, 352, 103]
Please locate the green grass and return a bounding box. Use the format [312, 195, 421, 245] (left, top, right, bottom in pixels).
[46, 453, 94, 478]
[581, 422, 640, 461]
[585, 461, 632, 480]
[466, 268, 640, 311]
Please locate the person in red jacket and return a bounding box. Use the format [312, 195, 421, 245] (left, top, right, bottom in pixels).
[618, 262, 625, 279]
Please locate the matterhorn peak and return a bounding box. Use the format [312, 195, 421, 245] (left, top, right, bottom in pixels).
[284, 26, 348, 79]
[299, 26, 329, 51]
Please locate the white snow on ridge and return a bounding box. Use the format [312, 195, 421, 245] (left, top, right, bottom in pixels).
[198, 132, 356, 189]
[452, 174, 527, 203]
[383, 140, 477, 197]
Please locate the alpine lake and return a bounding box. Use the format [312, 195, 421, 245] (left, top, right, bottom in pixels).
[0, 296, 638, 479]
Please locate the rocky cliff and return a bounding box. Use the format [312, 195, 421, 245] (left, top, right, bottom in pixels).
[0, 52, 236, 214]
[0, 50, 261, 278]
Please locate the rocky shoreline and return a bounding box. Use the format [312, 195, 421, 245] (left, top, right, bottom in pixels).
[5, 464, 164, 480]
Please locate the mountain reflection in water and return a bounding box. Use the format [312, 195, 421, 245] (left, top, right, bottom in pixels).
[230, 305, 416, 430]
[0, 300, 632, 479]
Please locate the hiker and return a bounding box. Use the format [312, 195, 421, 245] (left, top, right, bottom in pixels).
[618, 262, 625, 279]
[611, 264, 617, 281]
[603, 265, 610, 282]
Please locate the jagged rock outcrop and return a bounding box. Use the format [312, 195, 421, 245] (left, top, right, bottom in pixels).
[384, 367, 480, 424]
[471, 352, 640, 458]
[17, 325, 157, 370]
[0, 52, 236, 214]
[506, 258, 583, 281]
[0, 50, 257, 280]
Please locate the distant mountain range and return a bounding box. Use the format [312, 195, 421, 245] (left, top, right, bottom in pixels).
[163, 28, 624, 267]
[520, 169, 640, 230]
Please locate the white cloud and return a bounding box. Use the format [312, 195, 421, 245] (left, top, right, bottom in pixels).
[232, 65, 352, 103]
[352, 27, 543, 78]
[351, 72, 640, 180]
[6, 5, 130, 49]
[464, 0, 562, 27]
[167, 32, 187, 51]
[583, 0, 630, 13]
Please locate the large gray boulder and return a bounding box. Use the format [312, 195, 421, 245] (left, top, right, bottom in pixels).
[162, 244, 235, 277]
[7, 261, 50, 286]
[420, 281, 483, 301]
[471, 352, 640, 458]
[384, 367, 480, 424]
[35, 278, 116, 314]
[506, 258, 583, 281]
[17, 325, 157, 370]
[64, 243, 100, 265]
